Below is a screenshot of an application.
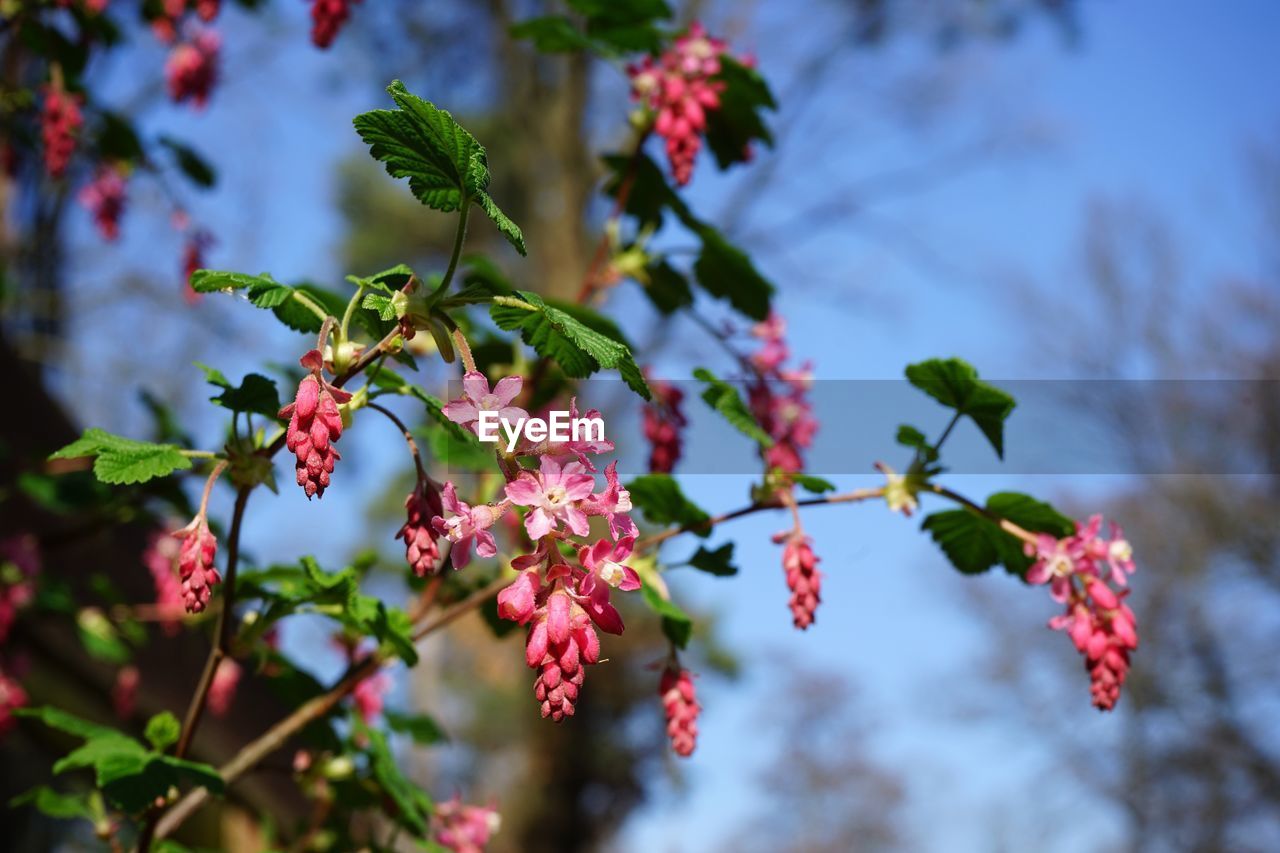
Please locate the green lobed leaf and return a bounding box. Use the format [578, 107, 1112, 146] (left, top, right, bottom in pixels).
[904, 358, 1016, 458]
[50, 428, 192, 486]
[626, 474, 711, 536]
[921, 492, 1074, 578]
[490, 291, 651, 399]
[686, 542, 738, 576]
[692, 368, 774, 447]
[197, 364, 282, 418]
[354, 81, 525, 255]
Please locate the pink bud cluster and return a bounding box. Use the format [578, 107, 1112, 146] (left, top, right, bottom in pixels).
[431, 797, 501, 853]
[151, 0, 221, 44]
[208, 657, 241, 717]
[0, 666, 27, 738]
[40, 85, 82, 179]
[165, 29, 220, 108]
[642, 376, 687, 474]
[78, 164, 128, 241]
[441, 370, 643, 719]
[175, 517, 219, 614]
[142, 530, 185, 636]
[659, 665, 701, 757]
[1027, 515, 1139, 711]
[280, 349, 352, 499]
[310, 0, 362, 49]
[628, 23, 732, 186]
[747, 313, 818, 474]
[773, 529, 822, 629]
[0, 536, 40, 646]
[398, 479, 444, 577]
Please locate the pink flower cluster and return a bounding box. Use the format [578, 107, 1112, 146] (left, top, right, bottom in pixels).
[40, 85, 82, 179]
[208, 658, 241, 717]
[398, 479, 444, 576]
[747, 313, 818, 475]
[165, 29, 220, 108]
[151, 0, 221, 43]
[439, 369, 644, 719]
[352, 669, 391, 725]
[143, 530, 186, 635]
[431, 797, 501, 853]
[642, 376, 687, 474]
[659, 665, 701, 757]
[78, 164, 128, 241]
[310, 0, 362, 49]
[1027, 515, 1138, 710]
[0, 536, 40, 645]
[175, 517, 219, 614]
[280, 349, 352, 499]
[774, 529, 822, 630]
[628, 23, 731, 186]
[0, 666, 27, 738]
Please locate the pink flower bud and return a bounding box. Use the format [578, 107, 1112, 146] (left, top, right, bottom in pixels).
[660, 666, 701, 757]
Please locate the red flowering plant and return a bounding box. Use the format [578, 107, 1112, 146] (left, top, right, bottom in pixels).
[1, 4, 1137, 852]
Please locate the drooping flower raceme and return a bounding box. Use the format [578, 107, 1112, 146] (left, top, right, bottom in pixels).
[398, 479, 444, 577]
[40, 85, 82, 179]
[642, 377, 687, 474]
[175, 517, 219, 614]
[280, 349, 352, 500]
[628, 22, 731, 186]
[310, 0, 362, 49]
[165, 28, 220, 108]
[778, 530, 822, 630]
[431, 797, 501, 853]
[660, 665, 701, 757]
[78, 165, 128, 242]
[1028, 515, 1139, 711]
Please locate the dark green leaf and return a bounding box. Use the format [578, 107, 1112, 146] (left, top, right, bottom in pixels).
[703, 56, 776, 170]
[692, 368, 773, 447]
[642, 260, 695, 314]
[921, 492, 1073, 578]
[692, 226, 774, 321]
[197, 364, 281, 418]
[687, 542, 738, 576]
[158, 136, 216, 189]
[904, 358, 1016, 458]
[626, 474, 711, 536]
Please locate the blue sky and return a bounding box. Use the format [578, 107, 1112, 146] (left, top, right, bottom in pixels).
[54, 1, 1280, 850]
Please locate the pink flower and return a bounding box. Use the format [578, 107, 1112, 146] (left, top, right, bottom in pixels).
[0, 535, 40, 645]
[524, 587, 600, 721]
[643, 377, 687, 474]
[780, 532, 821, 630]
[280, 349, 352, 500]
[1104, 521, 1136, 585]
[0, 667, 27, 738]
[745, 313, 819, 475]
[442, 371, 528, 436]
[583, 461, 638, 540]
[397, 480, 443, 577]
[175, 517, 219, 614]
[208, 658, 241, 717]
[40, 85, 82, 179]
[497, 570, 541, 626]
[431, 797, 501, 853]
[660, 666, 701, 757]
[504, 456, 595, 540]
[78, 165, 128, 241]
[431, 482, 500, 569]
[310, 0, 362, 49]
[165, 29, 220, 108]
[112, 666, 140, 720]
[1025, 533, 1087, 602]
[353, 670, 391, 725]
[143, 530, 185, 636]
[525, 397, 613, 470]
[573, 536, 641, 636]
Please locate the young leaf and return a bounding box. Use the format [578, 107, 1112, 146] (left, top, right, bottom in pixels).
[686, 542, 738, 576]
[144, 712, 181, 752]
[626, 474, 711, 536]
[904, 358, 1016, 458]
[354, 81, 525, 255]
[921, 492, 1074, 578]
[491, 291, 650, 399]
[692, 368, 774, 447]
[50, 428, 192, 486]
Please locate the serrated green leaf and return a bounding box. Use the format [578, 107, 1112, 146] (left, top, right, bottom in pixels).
[384, 710, 448, 745]
[921, 492, 1074, 578]
[188, 269, 276, 294]
[354, 81, 525, 255]
[626, 474, 711, 536]
[905, 358, 1016, 458]
[692, 368, 773, 447]
[687, 542, 738, 576]
[144, 712, 181, 751]
[50, 428, 192, 486]
[362, 291, 397, 321]
[490, 291, 650, 399]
